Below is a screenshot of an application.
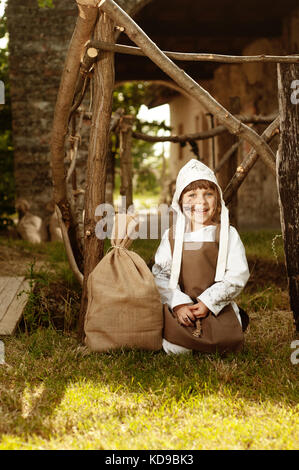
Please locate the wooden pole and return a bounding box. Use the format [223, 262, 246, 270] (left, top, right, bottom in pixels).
[214, 142, 240, 174]
[132, 113, 277, 144]
[77, 10, 115, 342]
[224, 116, 280, 204]
[98, 0, 276, 175]
[51, 3, 98, 216]
[105, 144, 115, 206]
[119, 115, 134, 210]
[217, 96, 241, 228]
[88, 39, 299, 64]
[50, 3, 98, 272]
[277, 63, 299, 331]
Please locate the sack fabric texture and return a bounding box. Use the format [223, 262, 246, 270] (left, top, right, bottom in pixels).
[84, 213, 163, 352]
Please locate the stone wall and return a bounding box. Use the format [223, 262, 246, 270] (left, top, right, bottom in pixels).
[6, 0, 151, 218]
[6, 0, 78, 217]
[213, 37, 284, 230]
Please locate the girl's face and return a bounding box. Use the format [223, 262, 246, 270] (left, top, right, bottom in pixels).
[181, 187, 217, 227]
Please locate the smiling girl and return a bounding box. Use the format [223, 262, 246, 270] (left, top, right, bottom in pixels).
[152, 159, 250, 355]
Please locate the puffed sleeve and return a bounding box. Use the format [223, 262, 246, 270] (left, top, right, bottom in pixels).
[197, 226, 250, 315]
[152, 229, 194, 310]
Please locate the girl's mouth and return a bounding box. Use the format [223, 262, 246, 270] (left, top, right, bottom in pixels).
[193, 208, 209, 214]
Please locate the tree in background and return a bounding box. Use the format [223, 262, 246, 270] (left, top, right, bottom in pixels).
[112, 81, 170, 200]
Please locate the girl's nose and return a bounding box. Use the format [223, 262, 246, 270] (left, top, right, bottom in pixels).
[194, 195, 206, 205]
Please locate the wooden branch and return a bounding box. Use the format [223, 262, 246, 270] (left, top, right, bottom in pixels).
[223, 116, 280, 204]
[89, 39, 299, 64]
[110, 107, 125, 132]
[133, 126, 226, 143]
[132, 113, 277, 143]
[55, 205, 83, 286]
[277, 63, 299, 331]
[69, 46, 101, 119]
[119, 115, 134, 209]
[214, 141, 240, 174]
[98, 0, 276, 175]
[116, 78, 199, 102]
[76, 0, 100, 5]
[50, 2, 98, 275]
[50, 3, 98, 211]
[67, 108, 85, 183]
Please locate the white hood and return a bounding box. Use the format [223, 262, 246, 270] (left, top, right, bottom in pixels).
[168, 158, 229, 289]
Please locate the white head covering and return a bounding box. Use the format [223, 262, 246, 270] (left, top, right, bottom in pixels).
[168, 158, 229, 289]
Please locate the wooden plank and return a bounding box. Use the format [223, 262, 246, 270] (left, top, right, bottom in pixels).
[0, 278, 33, 335]
[0, 277, 11, 295]
[0, 277, 24, 322]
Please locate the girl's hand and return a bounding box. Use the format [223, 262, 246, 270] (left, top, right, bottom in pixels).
[189, 301, 209, 318]
[173, 304, 196, 326]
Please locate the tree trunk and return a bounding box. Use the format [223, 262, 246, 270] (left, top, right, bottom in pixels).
[119, 115, 134, 210]
[77, 11, 115, 342]
[277, 63, 299, 331]
[50, 3, 98, 272]
[105, 143, 115, 205]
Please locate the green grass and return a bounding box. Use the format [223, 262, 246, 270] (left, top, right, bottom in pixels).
[240, 229, 284, 262]
[0, 229, 298, 450]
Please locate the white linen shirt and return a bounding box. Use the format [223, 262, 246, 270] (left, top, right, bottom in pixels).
[152, 225, 250, 321]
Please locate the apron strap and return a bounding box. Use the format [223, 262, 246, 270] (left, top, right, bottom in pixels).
[168, 224, 175, 255]
[215, 223, 221, 245]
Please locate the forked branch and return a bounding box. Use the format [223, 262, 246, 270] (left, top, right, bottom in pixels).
[98, 0, 276, 175]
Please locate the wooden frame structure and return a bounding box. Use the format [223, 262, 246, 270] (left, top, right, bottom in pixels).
[50, 0, 299, 339]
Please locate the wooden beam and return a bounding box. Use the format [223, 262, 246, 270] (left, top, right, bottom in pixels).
[119, 115, 134, 210]
[132, 113, 278, 143]
[50, 2, 98, 273]
[0, 277, 33, 335]
[77, 10, 115, 342]
[89, 39, 299, 64]
[98, 0, 276, 175]
[51, 3, 98, 212]
[223, 116, 280, 204]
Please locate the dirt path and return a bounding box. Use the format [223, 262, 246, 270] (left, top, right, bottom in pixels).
[0, 240, 47, 277]
[0, 236, 288, 290]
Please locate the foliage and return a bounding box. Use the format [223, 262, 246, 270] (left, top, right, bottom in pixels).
[19, 244, 82, 333]
[112, 82, 171, 196]
[37, 0, 54, 8]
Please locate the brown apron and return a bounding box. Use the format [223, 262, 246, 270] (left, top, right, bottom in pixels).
[163, 224, 244, 353]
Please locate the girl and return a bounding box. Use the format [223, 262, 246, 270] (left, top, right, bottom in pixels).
[152, 159, 250, 355]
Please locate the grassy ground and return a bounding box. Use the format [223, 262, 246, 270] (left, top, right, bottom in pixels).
[0, 229, 298, 450]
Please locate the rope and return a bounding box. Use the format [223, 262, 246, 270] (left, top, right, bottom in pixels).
[105, 244, 129, 255]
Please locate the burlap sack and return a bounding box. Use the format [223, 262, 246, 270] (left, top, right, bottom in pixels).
[84, 213, 163, 352]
